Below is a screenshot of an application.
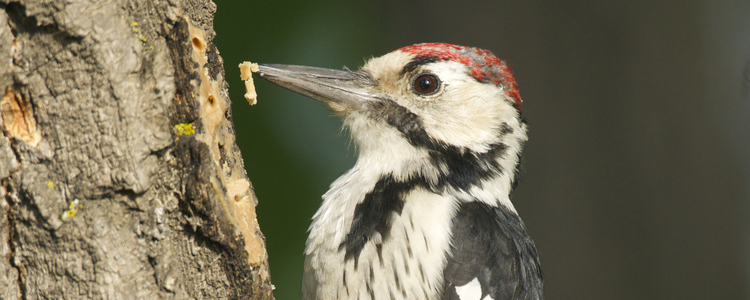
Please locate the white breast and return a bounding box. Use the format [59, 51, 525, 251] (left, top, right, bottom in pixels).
[303, 168, 459, 300]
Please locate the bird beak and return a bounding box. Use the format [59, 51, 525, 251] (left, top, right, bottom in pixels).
[255, 63, 378, 111]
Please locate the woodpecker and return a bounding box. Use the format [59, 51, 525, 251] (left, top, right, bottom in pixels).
[255, 43, 543, 300]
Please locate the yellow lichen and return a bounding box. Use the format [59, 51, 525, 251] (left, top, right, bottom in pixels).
[47, 180, 54, 189]
[130, 21, 151, 50]
[174, 123, 195, 136]
[61, 199, 80, 222]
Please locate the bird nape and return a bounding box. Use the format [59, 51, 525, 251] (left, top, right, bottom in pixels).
[254, 43, 542, 300]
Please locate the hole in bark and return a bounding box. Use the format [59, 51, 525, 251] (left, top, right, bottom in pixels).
[207, 95, 215, 106]
[191, 37, 204, 50]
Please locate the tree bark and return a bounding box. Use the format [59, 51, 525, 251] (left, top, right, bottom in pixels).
[0, 0, 274, 299]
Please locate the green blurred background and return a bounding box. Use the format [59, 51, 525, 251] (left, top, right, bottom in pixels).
[214, 1, 750, 299]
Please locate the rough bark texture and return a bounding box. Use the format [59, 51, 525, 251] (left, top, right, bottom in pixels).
[0, 0, 274, 299]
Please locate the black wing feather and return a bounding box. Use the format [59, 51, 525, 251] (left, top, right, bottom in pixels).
[442, 201, 543, 300]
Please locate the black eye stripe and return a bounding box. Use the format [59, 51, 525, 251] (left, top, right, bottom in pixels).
[413, 74, 440, 95]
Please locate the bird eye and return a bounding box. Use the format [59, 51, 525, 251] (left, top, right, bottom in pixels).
[413, 74, 440, 95]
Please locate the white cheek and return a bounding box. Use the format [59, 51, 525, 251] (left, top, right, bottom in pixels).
[411, 62, 519, 152]
[422, 88, 514, 151]
[341, 112, 445, 184]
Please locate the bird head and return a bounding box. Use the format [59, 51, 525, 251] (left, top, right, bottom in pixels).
[256, 43, 527, 194]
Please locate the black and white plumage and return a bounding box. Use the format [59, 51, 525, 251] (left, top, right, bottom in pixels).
[255, 43, 543, 300]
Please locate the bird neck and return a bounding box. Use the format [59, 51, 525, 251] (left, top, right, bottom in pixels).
[344, 109, 527, 211]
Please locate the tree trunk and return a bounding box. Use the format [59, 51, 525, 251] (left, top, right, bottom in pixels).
[0, 0, 274, 299]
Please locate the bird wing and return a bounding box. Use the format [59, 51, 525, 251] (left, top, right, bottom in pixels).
[441, 201, 543, 300]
